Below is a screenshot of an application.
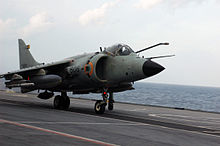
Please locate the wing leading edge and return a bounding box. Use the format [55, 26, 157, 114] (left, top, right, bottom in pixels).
[0, 59, 73, 80]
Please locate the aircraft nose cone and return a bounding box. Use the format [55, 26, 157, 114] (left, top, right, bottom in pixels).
[142, 60, 165, 77]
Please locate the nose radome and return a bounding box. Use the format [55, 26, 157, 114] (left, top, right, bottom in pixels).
[142, 60, 165, 77]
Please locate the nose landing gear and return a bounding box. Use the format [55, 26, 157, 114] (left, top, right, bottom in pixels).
[108, 92, 114, 111]
[94, 100, 106, 114]
[94, 89, 114, 114]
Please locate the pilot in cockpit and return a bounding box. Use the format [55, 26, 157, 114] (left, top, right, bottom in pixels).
[105, 44, 134, 56]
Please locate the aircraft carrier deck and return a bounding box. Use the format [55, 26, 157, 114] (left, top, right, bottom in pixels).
[0, 90, 220, 146]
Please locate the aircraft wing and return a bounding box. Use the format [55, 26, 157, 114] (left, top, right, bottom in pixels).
[0, 59, 73, 80]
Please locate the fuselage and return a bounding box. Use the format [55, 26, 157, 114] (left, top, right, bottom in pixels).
[53, 44, 165, 94]
[5, 43, 164, 94]
[0, 40, 168, 114]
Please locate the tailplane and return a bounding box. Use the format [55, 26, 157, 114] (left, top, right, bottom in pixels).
[18, 39, 40, 69]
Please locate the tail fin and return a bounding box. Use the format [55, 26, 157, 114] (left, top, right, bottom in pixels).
[18, 39, 40, 69]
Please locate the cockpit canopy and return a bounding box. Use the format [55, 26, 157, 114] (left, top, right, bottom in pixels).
[105, 44, 134, 56]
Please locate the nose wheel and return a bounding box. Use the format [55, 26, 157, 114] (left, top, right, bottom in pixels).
[94, 89, 114, 114]
[108, 92, 114, 111]
[94, 100, 106, 114]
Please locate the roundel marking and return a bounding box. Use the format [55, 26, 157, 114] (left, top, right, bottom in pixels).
[84, 62, 94, 76]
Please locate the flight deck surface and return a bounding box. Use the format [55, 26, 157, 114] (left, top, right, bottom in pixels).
[0, 90, 220, 146]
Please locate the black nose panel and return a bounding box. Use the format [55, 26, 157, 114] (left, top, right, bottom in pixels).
[142, 60, 165, 77]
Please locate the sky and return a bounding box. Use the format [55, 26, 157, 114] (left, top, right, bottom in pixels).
[0, 0, 220, 87]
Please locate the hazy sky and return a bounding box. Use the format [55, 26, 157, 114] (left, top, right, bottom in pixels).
[0, 0, 220, 87]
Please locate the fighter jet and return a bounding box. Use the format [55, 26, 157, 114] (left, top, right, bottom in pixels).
[0, 39, 173, 114]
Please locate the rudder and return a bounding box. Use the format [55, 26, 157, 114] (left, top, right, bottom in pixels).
[18, 39, 40, 69]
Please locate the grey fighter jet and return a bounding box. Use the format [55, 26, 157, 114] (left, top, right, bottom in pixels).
[0, 39, 173, 114]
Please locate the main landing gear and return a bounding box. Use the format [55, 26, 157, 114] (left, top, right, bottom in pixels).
[94, 90, 114, 114]
[54, 92, 70, 110]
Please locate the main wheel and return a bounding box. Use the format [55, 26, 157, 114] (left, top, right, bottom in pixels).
[54, 95, 63, 109]
[94, 100, 106, 114]
[64, 96, 70, 110]
[54, 95, 70, 110]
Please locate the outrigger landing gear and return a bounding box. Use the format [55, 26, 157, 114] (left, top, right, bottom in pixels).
[94, 89, 114, 114]
[54, 92, 70, 110]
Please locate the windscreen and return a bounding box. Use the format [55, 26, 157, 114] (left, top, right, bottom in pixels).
[105, 44, 134, 56]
